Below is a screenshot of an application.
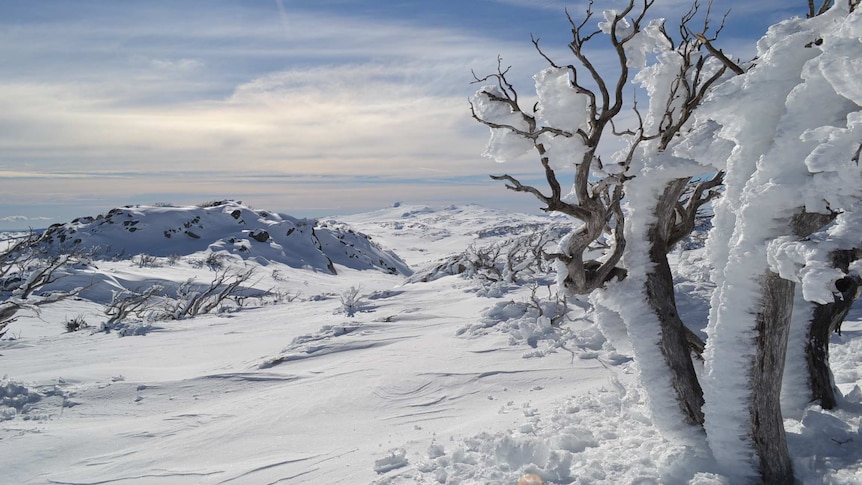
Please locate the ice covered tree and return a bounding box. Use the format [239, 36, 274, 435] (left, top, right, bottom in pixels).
[471, 0, 730, 434]
[679, 3, 862, 481]
[472, 0, 862, 482]
[588, 2, 735, 432]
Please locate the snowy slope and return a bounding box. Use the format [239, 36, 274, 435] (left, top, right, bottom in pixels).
[38, 200, 410, 276]
[1, 204, 861, 484]
[333, 203, 570, 269]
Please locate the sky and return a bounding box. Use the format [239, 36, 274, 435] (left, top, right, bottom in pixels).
[0, 0, 806, 230]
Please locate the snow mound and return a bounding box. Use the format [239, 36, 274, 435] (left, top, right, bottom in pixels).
[0, 378, 68, 422]
[374, 448, 409, 474]
[458, 295, 617, 362]
[38, 200, 411, 275]
[388, 384, 714, 484]
[0, 378, 41, 421]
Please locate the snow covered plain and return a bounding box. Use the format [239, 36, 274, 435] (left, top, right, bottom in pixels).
[2, 202, 862, 484]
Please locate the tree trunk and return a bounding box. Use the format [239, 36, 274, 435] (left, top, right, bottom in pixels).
[748, 211, 836, 483]
[644, 236, 705, 425]
[807, 302, 844, 410]
[646, 178, 705, 425]
[751, 271, 795, 484]
[806, 266, 861, 409]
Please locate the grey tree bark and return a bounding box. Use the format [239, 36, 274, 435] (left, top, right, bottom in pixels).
[751, 270, 796, 484]
[644, 178, 706, 425]
[806, 249, 862, 409]
[748, 211, 836, 483]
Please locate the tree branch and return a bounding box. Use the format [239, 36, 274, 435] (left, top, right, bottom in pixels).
[694, 33, 744, 75]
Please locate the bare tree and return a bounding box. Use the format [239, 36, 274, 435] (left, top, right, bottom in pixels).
[1, 232, 85, 338]
[470, 1, 649, 296]
[808, 0, 834, 17]
[471, 0, 732, 428]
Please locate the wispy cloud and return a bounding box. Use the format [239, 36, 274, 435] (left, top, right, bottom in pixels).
[0, 215, 52, 223]
[0, 3, 544, 183]
[0, 0, 794, 228]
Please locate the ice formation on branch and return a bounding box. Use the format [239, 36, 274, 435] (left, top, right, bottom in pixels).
[685, 4, 862, 480]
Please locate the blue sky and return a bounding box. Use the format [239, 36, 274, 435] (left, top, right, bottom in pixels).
[0, 0, 803, 230]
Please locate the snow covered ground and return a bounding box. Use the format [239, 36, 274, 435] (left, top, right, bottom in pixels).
[2, 203, 862, 484]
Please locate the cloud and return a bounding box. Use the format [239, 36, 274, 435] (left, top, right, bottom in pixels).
[0, 64, 494, 176]
[148, 58, 204, 72]
[0, 0, 786, 226]
[0, 2, 548, 184]
[0, 215, 51, 222]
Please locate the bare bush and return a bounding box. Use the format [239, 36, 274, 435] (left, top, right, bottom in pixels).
[262, 289, 301, 305]
[164, 267, 255, 320]
[339, 285, 365, 317]
[135, 254, 160, 268]
[1, 232, 86, 338]
[527, 283, 570, 327]
[103, 285, 164, 328]
[64, 315, 89, 333]
[410, 231, 559, 285]
[189, 252, 228, 271]
[101, 266, 256, 332]
[271, 269, 285, 282]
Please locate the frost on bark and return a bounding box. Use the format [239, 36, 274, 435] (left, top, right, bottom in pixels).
[749, 211, 835, 483]
[806, 248, 862, 409]
[471, 0, 731, 428]
[473, 1, 862, 482]
[616, 1, 732, 425]
[696, 3, 862, 480]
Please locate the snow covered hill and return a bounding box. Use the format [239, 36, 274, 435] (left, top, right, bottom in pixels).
[1, 204, 861, 484]
[38, 200, 411, 276]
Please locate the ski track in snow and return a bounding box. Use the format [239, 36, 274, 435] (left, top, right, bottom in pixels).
[1, 203, 861, 483]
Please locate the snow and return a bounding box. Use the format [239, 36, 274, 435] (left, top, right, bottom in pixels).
[597, 10, 634, 39]
[470, 86, 534, 163]
[672, 5, 862, 478]
[2, 202, 861, 483]
[533, 68, 589, 133]
[3, 4, 862, 483]
[532, 67, 590, 168]
[484, 128, 536, 164]
[37, 200, 411, 276]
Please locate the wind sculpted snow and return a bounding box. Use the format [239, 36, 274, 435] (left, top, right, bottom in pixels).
[1, 204, 862, 483]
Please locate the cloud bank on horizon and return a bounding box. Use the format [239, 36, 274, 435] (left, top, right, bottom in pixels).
[0, 0, 801, 229]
